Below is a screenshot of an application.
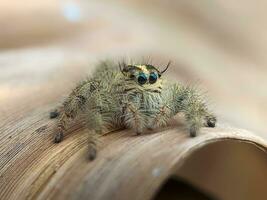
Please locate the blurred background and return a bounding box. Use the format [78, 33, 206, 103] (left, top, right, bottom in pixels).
[1, 0, 267, 138]
[0, 1, 267, 200]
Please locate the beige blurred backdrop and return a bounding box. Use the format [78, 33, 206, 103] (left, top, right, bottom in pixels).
[1, 0, 266, 139]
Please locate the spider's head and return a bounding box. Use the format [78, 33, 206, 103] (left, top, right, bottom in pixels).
[119, 62, 170, 89]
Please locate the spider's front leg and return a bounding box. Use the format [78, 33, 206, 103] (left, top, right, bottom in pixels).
[172, 84, 216, 137]
[53, 95, 87, 143]
[54, 110, 72, 143]
[85, 92, 117, 161]
[52, 80, 99, 143]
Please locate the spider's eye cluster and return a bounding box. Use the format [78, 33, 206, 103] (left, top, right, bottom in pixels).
[137, 72, 158, 85]
[149, 72, 157, 84]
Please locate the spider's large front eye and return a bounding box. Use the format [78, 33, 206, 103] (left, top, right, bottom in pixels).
[137, 73, 147, 85]
[149, 72, 158, 84]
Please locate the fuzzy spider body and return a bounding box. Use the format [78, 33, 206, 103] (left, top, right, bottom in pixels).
[51, 60, 216, 160]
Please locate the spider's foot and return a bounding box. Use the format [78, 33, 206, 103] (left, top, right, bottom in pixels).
[135, 127, 143, 135]
[147, 124, 155, 130]
[136, 128, 144, 135]
[88, 147, 97, 161]
[50, 109, 59, 119]
[189, 126, 198, 137]
[136, 132, 141, 136]
[206, 116, 216, 128]
[54, 132, 64, 143]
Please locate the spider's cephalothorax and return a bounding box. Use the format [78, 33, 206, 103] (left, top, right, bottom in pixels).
[50, 60, 216, 160]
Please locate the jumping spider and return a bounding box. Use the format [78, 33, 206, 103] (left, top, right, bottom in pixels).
[50, 60, 216, 160]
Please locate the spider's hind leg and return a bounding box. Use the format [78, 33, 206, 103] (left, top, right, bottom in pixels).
[172, 84, 216, 137]
[183, 98, 215, 137]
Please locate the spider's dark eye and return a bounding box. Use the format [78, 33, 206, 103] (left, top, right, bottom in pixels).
[137, 73, 147, 85]
[149, 72, 158, 84]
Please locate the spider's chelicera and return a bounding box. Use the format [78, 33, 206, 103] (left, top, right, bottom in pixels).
[50, 60, 216, 161]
